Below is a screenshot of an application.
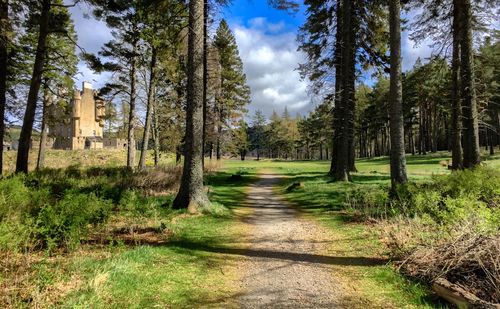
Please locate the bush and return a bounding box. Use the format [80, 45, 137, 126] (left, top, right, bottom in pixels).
[345, 167, 500, 230]
[344, 187, 389, 219]
[32, 192, 113, 250]
[0, 175, 31, 220]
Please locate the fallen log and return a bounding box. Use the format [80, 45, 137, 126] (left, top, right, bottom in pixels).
[432, 278, 500, 309]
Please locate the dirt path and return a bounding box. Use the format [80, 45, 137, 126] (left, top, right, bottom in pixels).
[233, 171, 345, 308]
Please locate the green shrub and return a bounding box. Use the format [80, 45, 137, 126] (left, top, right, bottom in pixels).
[0, 175, 30, 220]
[345, 167, 500, 233]
[344, 187, 389, 219]
[119, 190, 141, 212]
[0, 165, 179, 252]
[32, 192, 113, 250]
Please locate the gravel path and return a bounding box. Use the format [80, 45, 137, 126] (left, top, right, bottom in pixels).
[234, 172, 343, 308]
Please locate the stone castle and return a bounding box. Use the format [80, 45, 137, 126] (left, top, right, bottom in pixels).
[50, 82, 127, 150]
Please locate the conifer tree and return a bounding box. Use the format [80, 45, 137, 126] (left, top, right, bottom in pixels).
[388, 0, 408, 188]
[16, 0, 75, 173]
[0, 0, 9, 176]
[137, 0, 188, 170]
[173, 0, 209, 211]
[213, 19, 250, 160]
[231, 118, 249, 161]
[250, 110, 266, 160]
[84, 0, 143, 169]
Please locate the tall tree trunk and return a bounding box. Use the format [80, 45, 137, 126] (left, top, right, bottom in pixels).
[459, 0, 480, 168]
[173, 0, 209, 211]
[337, 0, 356, 180]
[330, 0, 351, 181]
[451, 6, 463, 169]
[0, 0, 8, 176]
[343, 0, 360, 173]
[201, 0, 208, 169]
[489, 127, 494, 155]
[127, 39, 138, 168]
[216, 109, 222, 160]
[37, 81, 50, 170]
[16, 0, 51, 173]
[389, 0, 407, 188]
[139, 46, 157, 170]
[152, 99, 160, 167]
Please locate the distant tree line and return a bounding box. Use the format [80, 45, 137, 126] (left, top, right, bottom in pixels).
[231, 36, 498, 164]
[297, 0, 498, 189]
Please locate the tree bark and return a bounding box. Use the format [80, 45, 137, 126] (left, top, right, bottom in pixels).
[0, 0, 8, 176]
[139, 46, 157, 170]
[201, 0, 208, 168]
[451, 2, 463, 169]
[127, 37, 138, 169]
[389, 0, 407, 188]
[37, 81, 50, 170]
[459, 0, 480, 168]
[173, 0, 209, 211]
[16, 0, 51, 173]
[330, 0, 344, 178]
[152, 99, 160, 167]
[216, 109, 222, 160]
[332, 0, 355, 181]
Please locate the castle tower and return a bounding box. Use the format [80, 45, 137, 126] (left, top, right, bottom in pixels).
[50, 82, 106, 150]
[72, 89, 81, 137]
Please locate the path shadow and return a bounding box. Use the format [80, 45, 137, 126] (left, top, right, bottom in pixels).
[166, 240, 389, 267]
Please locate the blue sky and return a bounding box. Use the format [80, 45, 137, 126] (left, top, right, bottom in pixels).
[69, 1, 435, 118]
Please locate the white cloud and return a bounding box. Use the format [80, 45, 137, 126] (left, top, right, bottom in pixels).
[401, 30, 434, 71]
[69, 3, 113, 89]
[232, 19, 312, 118]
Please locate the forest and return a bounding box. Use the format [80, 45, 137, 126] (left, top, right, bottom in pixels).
[0, 0, 499, 308]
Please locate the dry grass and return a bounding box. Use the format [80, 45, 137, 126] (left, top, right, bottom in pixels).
[128, 165, 183, 195]
[204, 159, 223, 175]
[2, 150, 177, 174]
[0, 250, 84, 308]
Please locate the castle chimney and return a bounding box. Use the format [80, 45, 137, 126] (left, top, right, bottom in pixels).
[83, 81, 92, 90]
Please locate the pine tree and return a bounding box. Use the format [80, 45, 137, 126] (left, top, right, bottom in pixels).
[459, 0, 480, 168]
[173, 0, 209, 211]
[15, 0, 51, 173]
[0, 0, 9, 176]
[213, 19, 250, 160]
[137, 0, 188, 170]
[231, 118, 249, 161]
[388, 0, 407, 188]
[84, 0, 143, 169]
[33, 3, 77, 169]
[250, 110, 266, 160]
[16, 0, 75, 173]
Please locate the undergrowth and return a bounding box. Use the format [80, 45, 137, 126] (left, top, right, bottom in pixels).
[0, 165, 182, 252]
[343, 167, 500, 303]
